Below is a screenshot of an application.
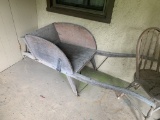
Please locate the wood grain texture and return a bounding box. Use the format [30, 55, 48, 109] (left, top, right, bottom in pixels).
[57, 43, 96, 72]
[28, 24, 60, 44]
[54, 22, 97, 49]
[24, 35, 73, 75]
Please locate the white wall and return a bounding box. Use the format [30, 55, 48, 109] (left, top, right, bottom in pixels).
[0, 0, 22, 72]
[0, 0, 38, 72]
[9, 0, 38, 51]
[36, 0, 160, 82]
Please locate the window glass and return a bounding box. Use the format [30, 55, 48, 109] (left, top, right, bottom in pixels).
[56, 0, 105, 11]
[47, 0, 115, 23]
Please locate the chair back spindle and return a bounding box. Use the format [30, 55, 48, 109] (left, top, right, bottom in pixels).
[136, 28, 160, 79]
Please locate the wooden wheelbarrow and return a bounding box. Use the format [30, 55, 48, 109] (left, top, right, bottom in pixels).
[22, 22, 160, 120]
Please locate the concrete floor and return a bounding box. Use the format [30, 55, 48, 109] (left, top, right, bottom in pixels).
[0, 58, 159, 120]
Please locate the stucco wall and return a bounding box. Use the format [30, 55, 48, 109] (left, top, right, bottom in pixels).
[36, 0, 160, 82]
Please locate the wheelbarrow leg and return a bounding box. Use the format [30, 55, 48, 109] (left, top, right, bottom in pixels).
[91, 57, 96, 70]
[66, 76, 78, 96]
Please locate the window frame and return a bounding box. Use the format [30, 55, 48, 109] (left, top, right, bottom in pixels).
[46, 0, 115, 23]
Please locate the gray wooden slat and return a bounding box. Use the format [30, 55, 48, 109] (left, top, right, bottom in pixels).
[24, 35, 73, 75]
[28, 24, 60, 44]
[150, 32, 160, 69]
[139, 31, 149, 69]
[157, 46, 160, 72]
[96, 50, 136, 57]
[54, 22, 97, 49]
[57, 43, 96, 73]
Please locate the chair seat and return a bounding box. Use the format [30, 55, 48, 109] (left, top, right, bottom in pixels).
[57, 43, 96, 73]
[137, 69, 160, 100]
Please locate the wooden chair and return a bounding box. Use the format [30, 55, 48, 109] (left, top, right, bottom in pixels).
[119, 27, 160, 120]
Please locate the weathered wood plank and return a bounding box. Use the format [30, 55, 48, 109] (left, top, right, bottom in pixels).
[70, 73, 156, 108]
[57, 43, 96, 73]
[24, 35, 73, 75]
[54, 23, 97, 49]
[96, 50, 136, 58]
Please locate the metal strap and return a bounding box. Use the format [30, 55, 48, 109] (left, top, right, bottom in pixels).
[56, 58, 62, 72]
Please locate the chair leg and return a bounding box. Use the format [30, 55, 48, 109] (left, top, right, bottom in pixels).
[133, 83, 140, 90]
[66, 76, 78, 96]
[91, 57, 96, 70]
[152, 106, 160, 114]
[145, 106, 154, 120]
[117, 82, 139, 99]
[146, 104, 160, 120]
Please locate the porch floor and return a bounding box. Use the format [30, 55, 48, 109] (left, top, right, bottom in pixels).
[0, 58, 159, 120]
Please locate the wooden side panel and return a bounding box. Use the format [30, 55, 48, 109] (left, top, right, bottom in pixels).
[28, 24, 60, 44]
[0, 0, 22, 72]
[24, 35, 73, 75]
[54, 23, 97, 49]
[57, 43, 96, 73]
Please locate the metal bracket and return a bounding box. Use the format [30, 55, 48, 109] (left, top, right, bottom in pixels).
[56, 58, 62, 72]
